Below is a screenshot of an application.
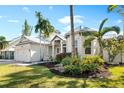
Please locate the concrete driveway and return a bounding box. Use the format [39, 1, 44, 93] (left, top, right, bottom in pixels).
[0, 59, 18, 64]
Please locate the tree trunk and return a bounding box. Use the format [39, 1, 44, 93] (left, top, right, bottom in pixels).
[99, 40, 103, 58]
[39, 31, 42, 61]
[70, 5, 76, 57]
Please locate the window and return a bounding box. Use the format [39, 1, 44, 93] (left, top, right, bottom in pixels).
[85, 41, 91, 54]
[57, 48, 60, 54]
[85, 48, 91, 54]
[63, 47, 66, 53]
[75, 40, 78, 48]
[75, 40, 78, 55]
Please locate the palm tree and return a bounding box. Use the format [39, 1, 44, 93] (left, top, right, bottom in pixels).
[35, 11, 54, 61]
[108, 5, 124, 36]
[108, 5, 124, 14]
[70, 5, 76, 57]
[81, 18, 120, 58]
[0, 36, 8, 50]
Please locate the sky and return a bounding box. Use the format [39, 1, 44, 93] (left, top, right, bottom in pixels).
[0, 5, 123, 40]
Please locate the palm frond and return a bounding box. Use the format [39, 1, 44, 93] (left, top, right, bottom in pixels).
[99, 18, 108, 33]
[101, 26, 120, 36]
[107, 5, 118, 12]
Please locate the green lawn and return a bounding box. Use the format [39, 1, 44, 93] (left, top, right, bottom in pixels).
[0, 64, 124, 88]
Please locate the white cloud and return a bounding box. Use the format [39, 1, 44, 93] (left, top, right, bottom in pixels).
[8, 20, 19, 23]
[58, 15, 84, 25]
[49, 6, 53, 10]
[0, 16, 7, 19]
[64, 25, 71, 31]
[22, 7, 30, 12]
[0, 16, 3, 19]
[117, 19, 122, 24]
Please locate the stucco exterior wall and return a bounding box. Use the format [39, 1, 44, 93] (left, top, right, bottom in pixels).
[66, 33, 99, 58]
[30, 43, 50, 61]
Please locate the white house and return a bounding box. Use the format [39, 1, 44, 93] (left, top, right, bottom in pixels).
[0, 27, 124, 63]
[14, 32, 66, 62]
[65, 27, 99, 58]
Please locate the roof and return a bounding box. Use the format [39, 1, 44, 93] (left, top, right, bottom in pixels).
[23, 36, 50, 44]
[46, 32, 66, 41]
[65, 26, 97, 37]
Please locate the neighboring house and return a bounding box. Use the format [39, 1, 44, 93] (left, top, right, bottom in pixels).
[65, 27, 99, 58]
[0, 36, 21, 60]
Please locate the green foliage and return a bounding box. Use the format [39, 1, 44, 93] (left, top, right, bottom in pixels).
[0, 36, 8, 50]
[35, 11, 55, 37]
[64, 65, 81, 75]
[61, 56, 72, 66]
[55, 53, 71, 63]
[22, 19, 32, 36]
[72, 56, 81, 65]
[62, 55, 104, 75]
[82, 56, 104, 66]
[103, 37, 124, 63]
[108, 5, 118, 12]
[108, 5, 124, 15]
[81, 18, 120, 57]
[81, 63, 99, 72]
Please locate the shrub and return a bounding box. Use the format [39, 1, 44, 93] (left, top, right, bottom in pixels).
[82, 55, 104, 66]
[81, 63, 99, 72]
[61, 56, 72, 66]
[55, 53, 71, 63]
[72, 56, 81, 66]
[64, 65, 81, 75]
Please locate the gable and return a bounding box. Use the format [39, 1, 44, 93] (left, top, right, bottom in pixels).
[51, 35, 65, 42]
[16, 36, 33, 46]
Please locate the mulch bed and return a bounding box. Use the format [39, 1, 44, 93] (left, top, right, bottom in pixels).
[39, 62, 111, 78]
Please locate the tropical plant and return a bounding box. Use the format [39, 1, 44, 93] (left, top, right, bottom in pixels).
[22, 19, 32, 36]
[0, 36, 8, 50]
[64, 65, 81, 75]
[103, 36, 124, 63]
[108, 5, 124, 36]
[102, 38, 118, 63]
[81, 18, 120, 58]
[82, 55, 104, 66]
[35, 11, 55, 60]
[61, 56, 72, 66]
[55, 53, 71, 63]
[108, 5, 124, 15]
[117, 35, 124, 64]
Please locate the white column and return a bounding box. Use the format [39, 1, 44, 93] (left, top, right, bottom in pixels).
[52, 41, 55, 58]
[60, 40, 63, 53]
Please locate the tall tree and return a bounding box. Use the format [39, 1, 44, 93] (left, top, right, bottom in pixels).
[0, 36, 8, 50]
[102, 38, 119, 63]
[81, 18, 120, 58]
[22, 19, 32, 36]
[35, 11, 54, 60]
[70, 5, 76, 57]
[117, 35, 124, 64]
